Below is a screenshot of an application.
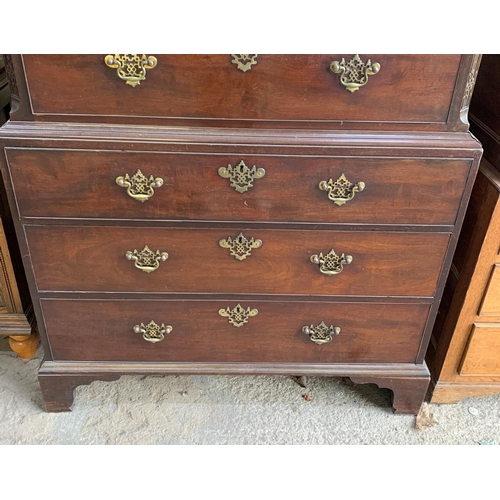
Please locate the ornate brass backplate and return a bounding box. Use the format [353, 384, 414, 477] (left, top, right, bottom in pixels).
[318, 174, 365, 206]
[125, 245, 169, 273]
[219, 232, 262, 261]
[231, 54, 258, 72]
[218, 160, 266, 193]
[303, 322, 341, 345]
[116, 169, 163, 202]
[330, 54, 380, 93]
[218, 303, 258, 327]
[104, 54, 157, 87]
[133, 320, 172, 343]
[310, 248, 352, 275]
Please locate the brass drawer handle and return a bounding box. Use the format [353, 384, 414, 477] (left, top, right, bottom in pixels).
[134, 320, 172, 343]
[310, 249, 352, 275]
[104, 54, 157, 87]
[125, 245, 169, 273]
[319, 174, 365, 206]
[219, 303, 258, 327]
[218, 160, 266, 193]
[330, 54, 380, 93]
[116, 169, 163, 202]
[219, 232, 262, 261]
[303, 322, 341, 345]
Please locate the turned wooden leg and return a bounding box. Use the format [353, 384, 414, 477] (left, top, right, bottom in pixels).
[38, 373, 121, 412]
[349, 375, 431, 414]
[9, 332, 39, 359]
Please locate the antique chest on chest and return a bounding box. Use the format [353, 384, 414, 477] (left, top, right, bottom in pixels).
[0, 54, 482, 413]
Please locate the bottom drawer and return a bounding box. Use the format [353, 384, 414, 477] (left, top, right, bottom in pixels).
[41, 299, 430, 364]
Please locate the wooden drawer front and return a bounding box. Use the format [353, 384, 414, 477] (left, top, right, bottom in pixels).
[41, 299, 429, 364]
[22, 55, 460, 127]
[26, 226, 449, 297]
[478, 265, 500, 316]
[7, 149, 470, 226]
[459, 324, 500, 376]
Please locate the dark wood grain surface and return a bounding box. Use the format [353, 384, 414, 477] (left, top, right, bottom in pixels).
[0, 54, 483, 413]
[6, 149, 470, 225]
[21, 55, 461, 127]
[40, 298, 430, 364]
[26, 226, 450, 296]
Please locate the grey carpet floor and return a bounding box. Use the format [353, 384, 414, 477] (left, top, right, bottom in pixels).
[1, 343, 500, 445]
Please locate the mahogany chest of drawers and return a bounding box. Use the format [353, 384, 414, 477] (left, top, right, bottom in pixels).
[0, 54, 482, 413]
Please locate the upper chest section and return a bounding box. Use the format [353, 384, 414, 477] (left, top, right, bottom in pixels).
[8, 54, 474, 132]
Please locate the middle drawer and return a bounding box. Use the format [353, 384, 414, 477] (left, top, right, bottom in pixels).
[26, 226, 449, 297]
[7, 149, 470, 225]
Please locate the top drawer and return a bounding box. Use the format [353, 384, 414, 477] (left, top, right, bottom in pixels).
[19, 55, 462, 129]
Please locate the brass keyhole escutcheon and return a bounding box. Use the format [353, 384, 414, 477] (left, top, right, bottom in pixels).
[218, 304, 258, 328]
[219, 232, 262, 261]
[218, 160, 265, 193]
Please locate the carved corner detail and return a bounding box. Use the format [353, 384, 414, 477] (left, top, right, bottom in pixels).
[460, 54, 481, 127]
[3, 55, 19, 98]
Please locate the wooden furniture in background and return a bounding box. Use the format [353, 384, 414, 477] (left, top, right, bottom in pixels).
[0, 54, 38, 358]
[0, 55, 482, 412]
[0, 216, 38, 357]
[428, 54, 500, 403]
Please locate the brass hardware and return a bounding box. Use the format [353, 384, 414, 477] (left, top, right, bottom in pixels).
[133, 320, 172, 343]
[231, 54, 258, 72]
[319, 174, 365, 206]
[330, 54, 380, 93]
[310, 249, 352, 275]
[104, 54, 157, 87]
[303, 322, 341, 345]
[218, 160, 266, 193]
[125, 245, 169, 273]
[219, 232, 262, 261]
[218, 303, 258, 327]
[116, 169, 163, 202]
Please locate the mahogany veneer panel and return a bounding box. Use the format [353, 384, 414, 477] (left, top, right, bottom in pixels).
[41, 298, 430, 364]
[22, 55, 460, 126]
[26, 226, 449, 296]
[6, 149, 470, 225]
